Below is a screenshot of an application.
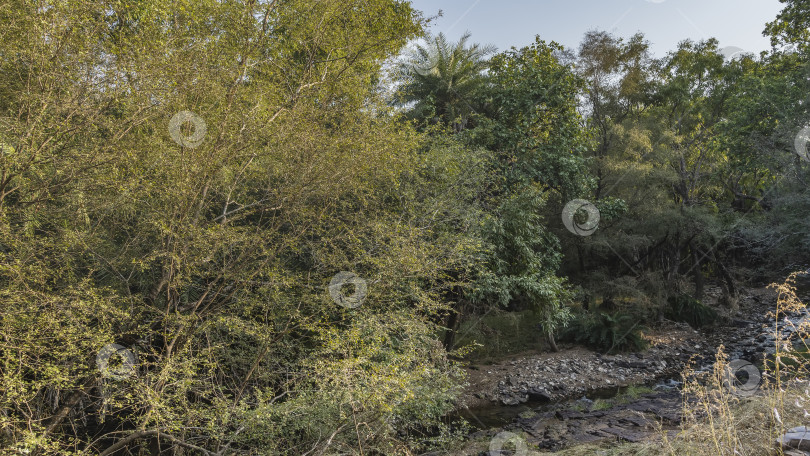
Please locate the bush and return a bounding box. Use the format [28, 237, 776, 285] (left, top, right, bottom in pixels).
[454, 310, 550, 360]
[561, 310, 648, 353]
[666, 294, 718, 328]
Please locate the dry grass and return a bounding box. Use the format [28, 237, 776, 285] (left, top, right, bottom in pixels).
[654, 273, 810, 456]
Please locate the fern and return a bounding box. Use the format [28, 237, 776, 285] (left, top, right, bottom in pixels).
[561, 310, 648, 353]
[665, 294, 718, 328]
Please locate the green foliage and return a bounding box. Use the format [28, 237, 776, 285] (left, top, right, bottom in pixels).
[469, 188, 573, 343]
[397, 32, 495, 131]
[453, 310, 552, 360]
[244, 311, 466, 454]
[0, 1, 478, 454]
[481, 38, 591, 196]
[666, 294, 719, 328]
[3, 0, 810, 453]
[765, 0, 810, 49]
[459, 38, 589, 343]
[562, 310, 648, 353]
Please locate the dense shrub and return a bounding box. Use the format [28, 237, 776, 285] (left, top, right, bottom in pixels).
[561, 310, 648, 353]
[666, 294, 718, 328]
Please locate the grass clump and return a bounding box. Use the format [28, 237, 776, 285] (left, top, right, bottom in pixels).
[590, 399, 612, 411]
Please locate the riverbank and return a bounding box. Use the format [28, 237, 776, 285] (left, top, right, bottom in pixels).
[449, 282, 809, 454]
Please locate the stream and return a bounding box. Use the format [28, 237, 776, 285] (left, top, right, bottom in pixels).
[450, 272, 810, 453]
[456, 383, 641, 430]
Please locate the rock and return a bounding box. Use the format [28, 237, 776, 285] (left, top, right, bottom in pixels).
[599, 426, 649, 442]
[614, 359, 648, 369]
[779, 427, 810, 451]
[527, 387, 552, 402]
[619, 415, 651, 428]
[783, 450, 810, 456]
[556, 410, 588, 420]
[574, 396, 594, 410]
[567, 432, 605, 444]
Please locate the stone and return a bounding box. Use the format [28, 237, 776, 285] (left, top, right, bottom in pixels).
[778, 427, 810, 451]
[783, 450, 810, 456]
[556, 410, 588, 420]
[619, 415, 652, 428]
[527, 387, 552, 402]
[600, 426, 649, 442]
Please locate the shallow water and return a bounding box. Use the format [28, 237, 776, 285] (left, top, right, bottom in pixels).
[449, 383, 656, 429]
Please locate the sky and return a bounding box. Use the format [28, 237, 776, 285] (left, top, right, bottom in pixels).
[407, 0, 785, 57]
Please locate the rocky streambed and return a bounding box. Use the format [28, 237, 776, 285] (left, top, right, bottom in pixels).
[452, 280, 810, 454]
[464, 386, 690, 452]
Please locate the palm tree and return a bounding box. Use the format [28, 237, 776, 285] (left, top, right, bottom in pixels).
[398, 31, 496, 132]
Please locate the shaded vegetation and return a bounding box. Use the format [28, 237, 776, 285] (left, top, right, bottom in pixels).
[665, 294, 719, 329]
[561, 310, 648, 354]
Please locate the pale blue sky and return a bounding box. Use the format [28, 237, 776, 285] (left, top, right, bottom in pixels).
[408, 0, 784, 56]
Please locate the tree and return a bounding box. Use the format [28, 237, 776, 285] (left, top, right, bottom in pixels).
[765, 0, 810, 50]
[398, 31, 495, 131]
[464, 38, 591, 351]
[577, 31, 655, 200]
[0, 1, 476, 454]
[564, 35, 747, 308]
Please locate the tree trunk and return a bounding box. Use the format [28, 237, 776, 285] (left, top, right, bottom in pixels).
[668, 244, 681, 291]
[691, 241, 704, 301]
[715, 255, 738, 309]
[442, 310, 459, 351]
[547, 332, 559, 352]
[577, 244, 585, 274]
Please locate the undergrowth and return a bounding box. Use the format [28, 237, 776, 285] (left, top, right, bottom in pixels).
[455, 310, 550, 361]
[665, 294, 718, 328]
[561, 310, 648, 353]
